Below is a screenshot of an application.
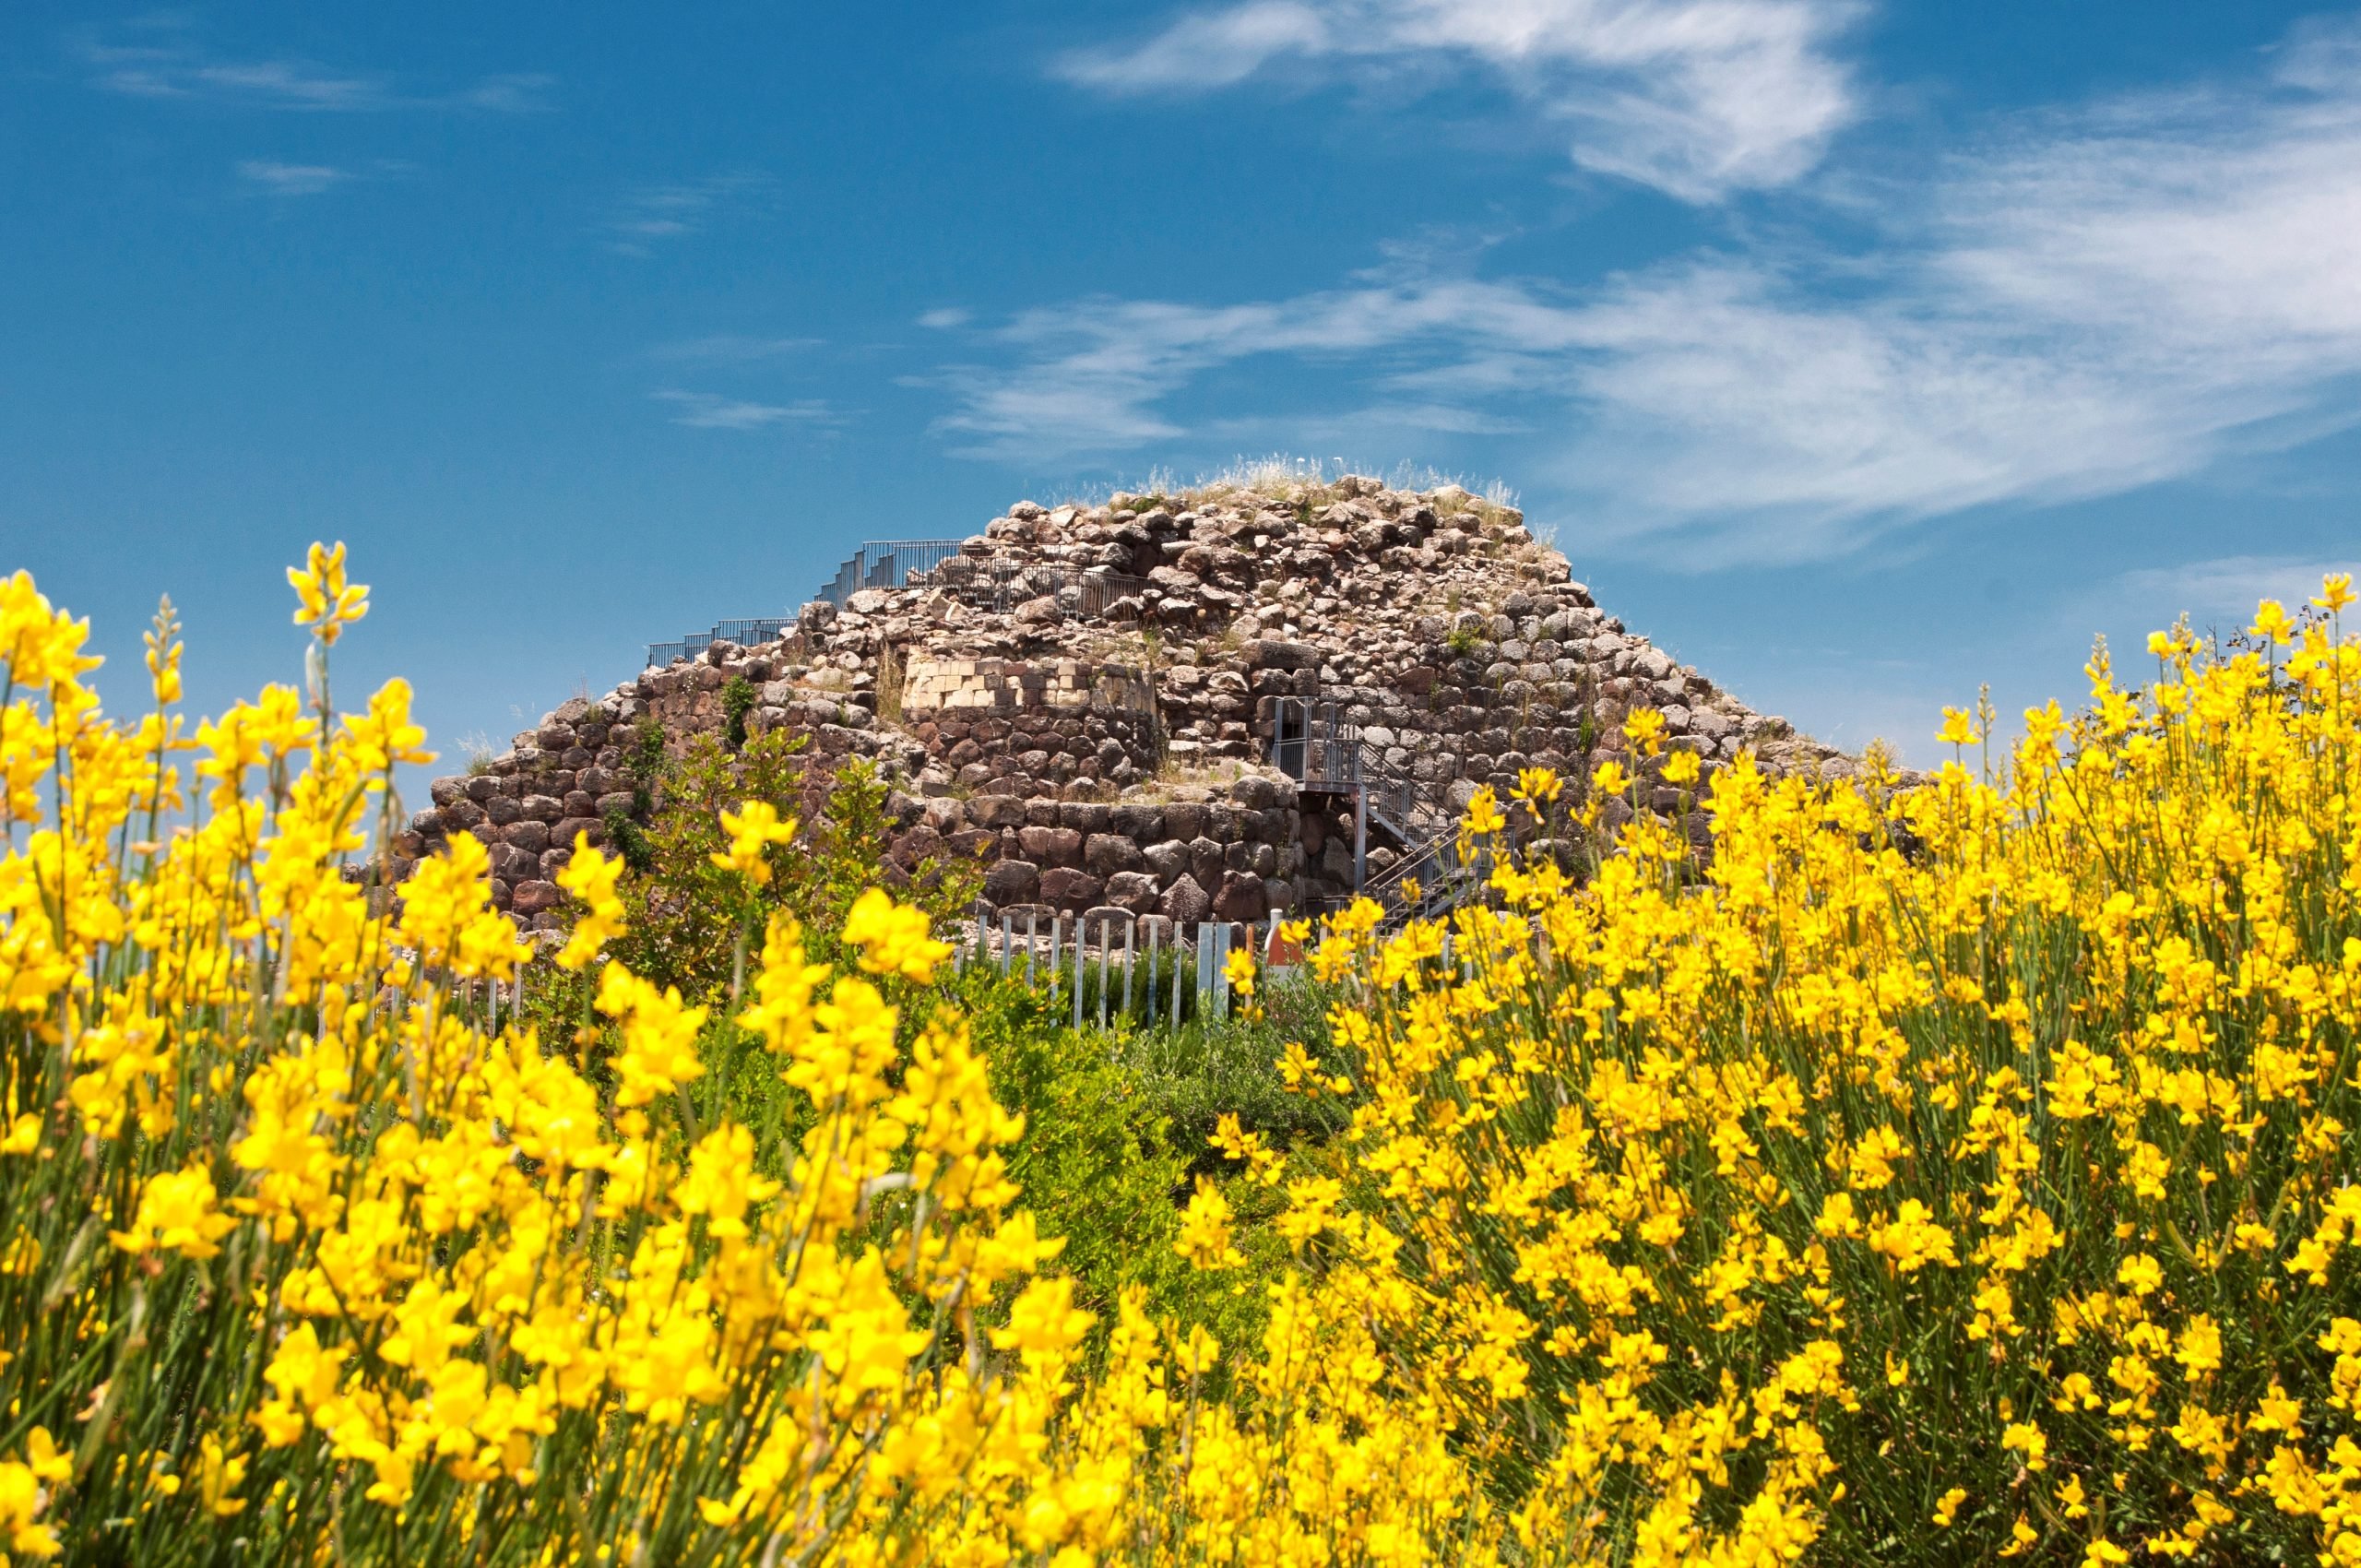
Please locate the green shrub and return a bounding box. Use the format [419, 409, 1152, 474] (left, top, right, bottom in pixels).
[720, 672, 758, 750]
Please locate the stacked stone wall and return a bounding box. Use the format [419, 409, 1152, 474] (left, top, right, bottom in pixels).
[398, 475, 1880, 938]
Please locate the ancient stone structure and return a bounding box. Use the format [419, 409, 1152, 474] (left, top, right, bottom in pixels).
[396, 475, 1868, 938]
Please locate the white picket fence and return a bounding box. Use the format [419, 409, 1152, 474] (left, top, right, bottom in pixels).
[956, 909, 1290, 1031]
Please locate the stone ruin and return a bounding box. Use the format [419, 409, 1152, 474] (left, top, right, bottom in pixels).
[395, 475, 1870, 941]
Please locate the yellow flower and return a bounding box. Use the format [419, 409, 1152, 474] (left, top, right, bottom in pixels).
[1622, 707, 1667, 756]
[2002, 1420, 2048, 1471]
[196, 1433, 249, 1517]
[0, 1455, 60, 1562]
[1592, 758, 1630, 796]
[2116, 1253, 2163, 1297]
[1661, 750, 1701, 789]
[1931, 1486, 1967, 1526]
[285, 540, 369, 646]
[2248, 598, 2293, 646]
[0, 569, 103, 699]
[711, 800, 797, 885]
[842, 887, 952, 983]
[1176, 1178, 1242, 1270]
[340, 678, 434, 776]
[2315, 572, 2356, 613]
[109, 1164, 238, 1260]
[1937, 707, 1975, 746]
[555, 837, 630, 969]
[22, 1431, 66, 1485]
[1224, 946, 1257, 1000]
[1461, 785, 1505, 837]
[1512, 766, 1562, 806]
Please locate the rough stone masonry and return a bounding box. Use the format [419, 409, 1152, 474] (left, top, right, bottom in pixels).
[394, 475, 1870, 941]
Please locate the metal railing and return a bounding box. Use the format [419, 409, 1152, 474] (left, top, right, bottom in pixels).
[1271, 695, 1471, 921]
[918, 559, 1153, 621]
[1362, 826, 1490, 930]
[1272, 700, 1451, 833]
[814, 540, 967, 607]
[646, 617, 798, 669]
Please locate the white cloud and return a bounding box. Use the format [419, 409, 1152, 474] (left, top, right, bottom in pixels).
[918, 307, 973, 329]
[1054, 0, 1864, 200]
[2089, 556, 2361, 639]
[236, 160, 349, 196]
[650, 335, 819, 362]
[652, 390, 836, 432]
[454, 73, 556, 113]
[947, 18, 2361, 561]
[932, 279, 1576, 462]
[76, 25, 549, 113]
[605, 174, 771, 255]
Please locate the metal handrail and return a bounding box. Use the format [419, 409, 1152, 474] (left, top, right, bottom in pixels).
[647, 616, 799, 669]
[918, 560, 1153, 621]
[815, 540, 967, 607]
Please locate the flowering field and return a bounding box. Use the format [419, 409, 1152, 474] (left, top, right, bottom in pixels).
[3, 553, 2360, 1566]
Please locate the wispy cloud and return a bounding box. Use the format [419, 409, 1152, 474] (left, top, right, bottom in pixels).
[931, 279, 1570, 464]
[2083, 556, 2361, 640]
[75, 22, 551, 113]
[650, 334, 820, 363]
[946, 18, 2361, 562]
[651, 389, 837, 432]
[605, 174, 772, 255]
[1053, 0, 1864, 201]
[917, 307, 973, 329]
[236, 159, 350, 196]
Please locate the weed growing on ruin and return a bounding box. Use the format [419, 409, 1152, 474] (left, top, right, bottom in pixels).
[623, 711, 666, 802]
[720, 671, 758, 748]
[457, 730, 498, 775]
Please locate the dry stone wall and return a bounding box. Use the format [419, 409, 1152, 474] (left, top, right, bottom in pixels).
[398, 475, 1872, 938]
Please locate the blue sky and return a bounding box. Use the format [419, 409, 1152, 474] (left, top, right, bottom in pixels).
[6, 1, 2360, 772]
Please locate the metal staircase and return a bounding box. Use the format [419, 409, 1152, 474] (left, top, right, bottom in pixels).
[1267, 697, 1489, 929]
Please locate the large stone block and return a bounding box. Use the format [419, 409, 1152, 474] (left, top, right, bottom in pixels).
[1159, 873, 1212, 928]
[1240, 638, 1322, 672]
[1213, 873, 1267, 923]
[510, 879, 564, 915]
[944, 828, 999, 860]
[1109, 803, 1164, 840]
[1105, 871, 1160, 913]
[551, 817, 604, 851]
[1084, 833, 1146, 877]
[967, 794, 1026, 829]
[1038, 867, 1105, 911]
[1017, 825, 1084, 868]
[1059, 801, 1112, 834]
[488, 843, 540, 883]
[889, 826, 943, 869]
[984, 861, 1040, 905]
[1077, 906, 1134, 944]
